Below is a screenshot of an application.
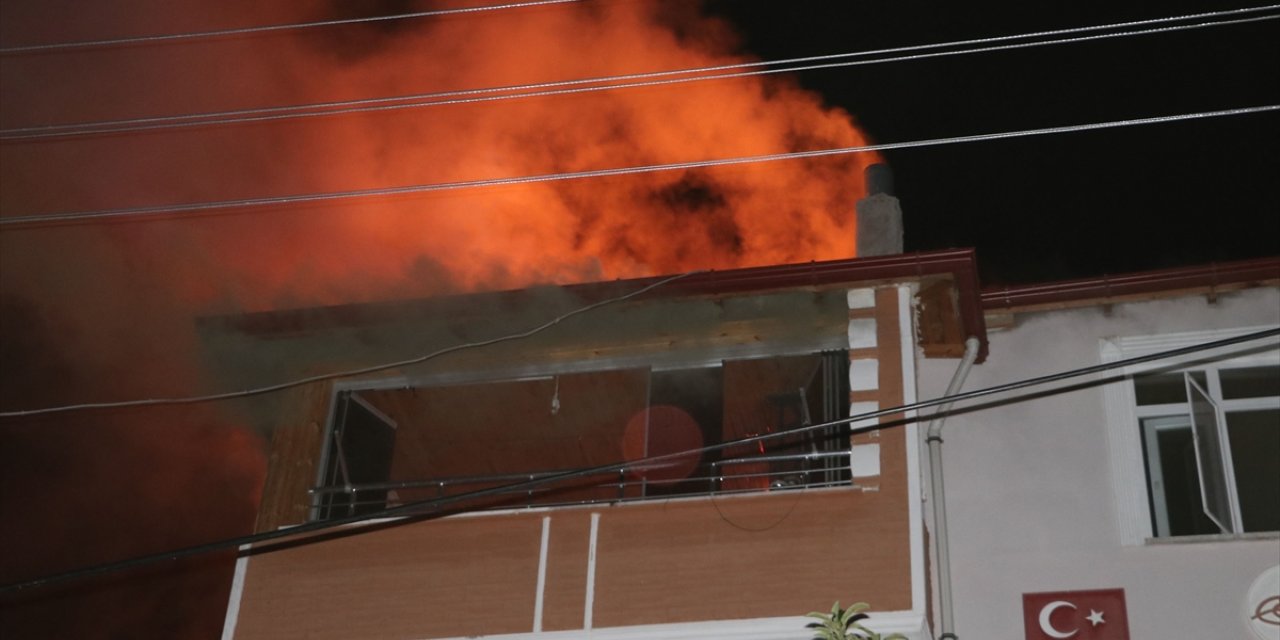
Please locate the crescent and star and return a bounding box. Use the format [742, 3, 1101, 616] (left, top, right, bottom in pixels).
[1038, 600, 1106, 638]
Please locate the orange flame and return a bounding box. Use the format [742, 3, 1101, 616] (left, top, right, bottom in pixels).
[0, 6, 878, 634]
[2, 0, 876, 313]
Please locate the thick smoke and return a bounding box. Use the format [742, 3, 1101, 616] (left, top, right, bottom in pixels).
[0, 1, 874, 637]
[2, 0, 873, 311]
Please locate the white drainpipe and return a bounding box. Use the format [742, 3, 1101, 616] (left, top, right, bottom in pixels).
[926, 336, 981, 640]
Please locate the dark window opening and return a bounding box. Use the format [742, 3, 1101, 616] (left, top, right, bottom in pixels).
[1134, 370, 1206, 405]
[317, 393, 397, 520]
[1227, 408, 1280, 532]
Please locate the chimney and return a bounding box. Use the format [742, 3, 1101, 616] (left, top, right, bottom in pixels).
[855, 163, 903, 257]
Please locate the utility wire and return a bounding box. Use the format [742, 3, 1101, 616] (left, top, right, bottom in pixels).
[0, 270, 703, 418]
[3, 326, 1275, 594]
[2, 104, 1276, 228]
[0, 0, 588, 55]
[3, 7, 1275, 140]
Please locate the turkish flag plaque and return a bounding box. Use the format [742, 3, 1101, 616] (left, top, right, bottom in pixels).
[1023, 588, 1130, 640]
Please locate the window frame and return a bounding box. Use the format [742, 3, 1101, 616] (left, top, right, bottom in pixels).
[1101, 325, 1280, 545]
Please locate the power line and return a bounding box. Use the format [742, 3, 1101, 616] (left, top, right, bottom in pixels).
[0, 0, 588, 55]
[3, 7, 1275, 140]
[3, 326, 1274, 594]
[2, 104, 1276, 228]
[0, 270, 703, 418]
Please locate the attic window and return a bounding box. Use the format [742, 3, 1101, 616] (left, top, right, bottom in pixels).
[311, 351, 851, 519]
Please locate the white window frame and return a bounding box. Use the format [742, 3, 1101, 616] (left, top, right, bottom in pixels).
[1101, 325, 1280, 545]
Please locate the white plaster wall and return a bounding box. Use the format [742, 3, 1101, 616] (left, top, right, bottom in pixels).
[916, 286, 1280, 638]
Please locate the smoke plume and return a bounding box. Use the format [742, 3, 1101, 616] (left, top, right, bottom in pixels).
[0, 1, 875, 637]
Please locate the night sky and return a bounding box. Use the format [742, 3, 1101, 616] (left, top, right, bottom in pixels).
[710, 0, 1279, 284]
[0, 1, 1277, 638]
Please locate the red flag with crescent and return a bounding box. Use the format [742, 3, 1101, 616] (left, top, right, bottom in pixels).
[1023, 588, 1129, 640]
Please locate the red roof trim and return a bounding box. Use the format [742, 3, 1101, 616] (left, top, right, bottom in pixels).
[981, 256, 1280, 310]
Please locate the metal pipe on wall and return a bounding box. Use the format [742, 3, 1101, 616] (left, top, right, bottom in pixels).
[927, 336, 981, 640]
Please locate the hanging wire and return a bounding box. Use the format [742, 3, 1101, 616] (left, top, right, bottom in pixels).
[2, 326, 1275, 594]
[0, 0, 589, 55]
[2, 104, 1276, 228]
[2, 6, 1275, 140]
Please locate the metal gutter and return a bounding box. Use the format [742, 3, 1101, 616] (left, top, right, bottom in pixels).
[981, 256, 1280, 312]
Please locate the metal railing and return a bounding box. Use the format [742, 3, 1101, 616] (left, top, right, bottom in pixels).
[310, 448, 854, 518]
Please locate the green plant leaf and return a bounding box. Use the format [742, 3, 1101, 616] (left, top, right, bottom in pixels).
[840, 602, 870, 626]
[806, 600, 907, 640]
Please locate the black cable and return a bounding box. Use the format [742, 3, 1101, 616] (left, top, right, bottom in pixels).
[2, 326, 1275, 594]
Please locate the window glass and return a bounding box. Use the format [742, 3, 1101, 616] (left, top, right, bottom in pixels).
[639, 366, 723, 496]
[1226, 408, 1280, 532]
[1186, 377, 1236, 533]
[721, 354, 851, 491]
[313, 351, 850, 520]
[1134, 370, 1206, 405]
[379, 368, 649, 510]
[1220, 365, 1280, 399]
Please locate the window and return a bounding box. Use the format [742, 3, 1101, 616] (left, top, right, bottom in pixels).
[1103, 327, 1279, 543]
[311, 351, 851, 520]
[1136, 367, 1280, 536]
[315, 393, 397, 520]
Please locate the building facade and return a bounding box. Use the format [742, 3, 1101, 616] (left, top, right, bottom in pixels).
[212, 250, 987, 640]
[920, 259, 1279, 639]
[215, 252, 1278, 640]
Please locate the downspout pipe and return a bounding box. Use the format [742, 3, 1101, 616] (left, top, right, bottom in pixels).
[927, 336, 981, 640]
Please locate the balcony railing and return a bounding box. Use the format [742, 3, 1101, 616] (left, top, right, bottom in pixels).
[309, 449, 854, 519]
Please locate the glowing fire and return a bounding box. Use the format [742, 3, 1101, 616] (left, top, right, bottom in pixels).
[2, 0, 876, 312]
[0, 4, 877, 634]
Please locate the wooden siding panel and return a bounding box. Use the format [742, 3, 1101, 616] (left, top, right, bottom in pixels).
[233, 489, 912, 638]
[254, 382, 331, 533]
[234, 515, 544, 639]
[917, 278, 966, 358]
[591, 488, 912, 627]
[541, 511, 593, 631]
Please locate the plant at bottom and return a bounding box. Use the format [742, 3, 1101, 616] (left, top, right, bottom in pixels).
[805, 601, 908, 640]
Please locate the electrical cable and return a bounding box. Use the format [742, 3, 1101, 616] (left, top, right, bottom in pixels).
[3, 7, 1275, 140]
[2, 326, 1274, 594]
[2, 103, 1276, 227]
[0, 0, 588, 55]
[0, 270, 704, 418]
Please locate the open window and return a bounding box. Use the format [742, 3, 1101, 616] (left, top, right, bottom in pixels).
[311, 351, 851, 520]
[1185, 374, 1241, 534]
[315, 393, 397, 520]
[1135, 362, 1279, 538]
